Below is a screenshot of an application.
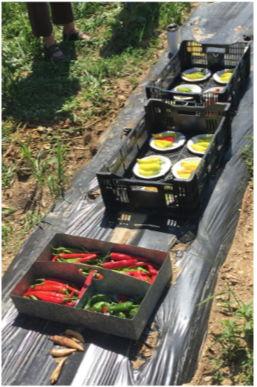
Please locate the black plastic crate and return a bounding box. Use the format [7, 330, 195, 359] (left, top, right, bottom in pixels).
[146, 40, 251, 108]
[97, 100, 231, 218]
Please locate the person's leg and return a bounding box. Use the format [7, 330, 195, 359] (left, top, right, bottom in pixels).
[27, 3, 65, 60]
[50, 2, 91, 40]
[50, 2, 74, 25]
[27, 2, 52, 37]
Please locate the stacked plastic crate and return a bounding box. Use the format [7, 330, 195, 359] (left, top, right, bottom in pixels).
[97, 40, 251, 218]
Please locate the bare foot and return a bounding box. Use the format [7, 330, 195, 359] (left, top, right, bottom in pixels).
[63, 22, 91, 40]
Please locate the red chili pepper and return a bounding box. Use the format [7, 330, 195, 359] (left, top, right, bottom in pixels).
[133, 270, 151, 282]
[31, 284, 69, 294]
[110, 253, 149, 262]
[137, 271, 150, 276]
[52, 255, 59, 262]
[95, 273, 103, 280]
[23, 290, 77, 304]
[65, 301, 76, 306]
[147, 265, 159, 275]
[102, 306, 108, 314]
[135, 274, 151, 282]
[76, 254, 97, 262]
[77, 271, 96, 301]
[157, 136, 174, 142]
[128, 262, 149, 269]
[124, 271, 136, 276]
[34, 279, 80, 292]
[150, 275, 157, 284]
[36, 278, 79, 290]
[103, 260, 138, 270]
[31, 283, 79, 294]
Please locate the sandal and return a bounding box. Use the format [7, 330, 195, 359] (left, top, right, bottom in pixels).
[44, 43, 67, 62]
[63, 29, 92, 42]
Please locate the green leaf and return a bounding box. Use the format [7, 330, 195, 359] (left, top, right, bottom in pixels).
[197, 291, 228, 306]
[71, 113, 77, 123]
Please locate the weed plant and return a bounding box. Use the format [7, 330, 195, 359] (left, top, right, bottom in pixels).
[241, 136, 253, 178]
[198, 287, 253, 385]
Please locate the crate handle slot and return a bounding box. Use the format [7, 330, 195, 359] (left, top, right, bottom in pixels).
[177, 110, 199, 116]
[206, 47, 226, 54]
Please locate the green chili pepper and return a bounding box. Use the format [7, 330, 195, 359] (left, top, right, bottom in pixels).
[84, 302, 91, 310]
[93, 301, 111, 313]
[122, 267, 149, 274]
[52, 247, 84, 253]
[113, 311, 126, 319]
[89, 294, 115, 307]
[129, 307, 139, 318]
[79, 268, 90, 274]
[60, 257, 82, 263]
[108, 301, 133, 313]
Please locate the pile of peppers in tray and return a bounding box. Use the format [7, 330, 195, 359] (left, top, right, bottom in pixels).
[23, 278, 80, 306]
[84, 293, 144, 319]
[52, 248, 160, 284]
[103, 252, 159, 284]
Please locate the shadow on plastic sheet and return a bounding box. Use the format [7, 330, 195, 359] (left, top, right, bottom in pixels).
[100, 208, 198, 242]
[10, 283, 170, 352]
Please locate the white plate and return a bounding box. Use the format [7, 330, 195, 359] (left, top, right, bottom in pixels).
[149, 131, 186, 152]
[187, 134, 213, 155]
[213, 69, 233, 84]
[181, 68, 211, 83]
[133, 155, 172, 180]
[171, 84, 202, 100]
[172, 157, 202, 180]
[203, 86, 224, 94]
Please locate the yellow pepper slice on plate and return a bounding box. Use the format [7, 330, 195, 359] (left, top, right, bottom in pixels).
[137, 157, 161, 164]
[154, 140, 173, 148]
[139, 168, 161, 177]
[138, 162, 162, 171]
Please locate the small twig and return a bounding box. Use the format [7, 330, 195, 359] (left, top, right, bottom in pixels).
[4, 142, 15, 157]
[82, 119, 102, 129]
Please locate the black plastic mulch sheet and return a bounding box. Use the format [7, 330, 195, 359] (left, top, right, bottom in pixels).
[2, 2, 253, 385]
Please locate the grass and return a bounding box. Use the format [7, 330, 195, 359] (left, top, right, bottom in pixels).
[198, 287, 253, 385]
[2, 2, 191, 121]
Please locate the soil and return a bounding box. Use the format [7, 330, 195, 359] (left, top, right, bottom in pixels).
[185, 180, 254, 386]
